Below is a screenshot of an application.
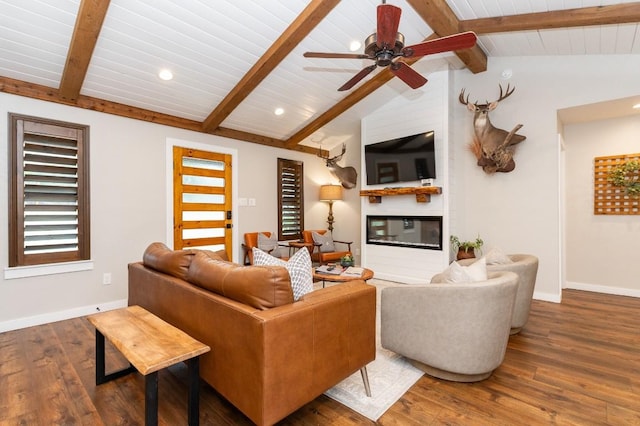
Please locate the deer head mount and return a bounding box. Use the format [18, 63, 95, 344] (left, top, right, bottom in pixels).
[317, 144, 358, 189]
[459, 84, 526, 174]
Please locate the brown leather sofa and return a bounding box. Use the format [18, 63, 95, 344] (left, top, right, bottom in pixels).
[128, 243, 376, 426]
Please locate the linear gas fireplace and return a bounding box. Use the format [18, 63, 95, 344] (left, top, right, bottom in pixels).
[366, 215, 442, 250]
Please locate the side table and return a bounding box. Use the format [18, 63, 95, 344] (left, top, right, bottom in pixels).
[87, 305, 210, 426]
[286, 240, 314, 257]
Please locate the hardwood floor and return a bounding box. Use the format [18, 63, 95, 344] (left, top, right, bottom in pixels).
[1, 289, 639, 425]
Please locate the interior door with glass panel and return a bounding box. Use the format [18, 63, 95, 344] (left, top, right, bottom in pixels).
[173, 146, 232, 259]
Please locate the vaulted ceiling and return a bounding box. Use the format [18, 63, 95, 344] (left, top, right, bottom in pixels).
[2, 0, 639, 154]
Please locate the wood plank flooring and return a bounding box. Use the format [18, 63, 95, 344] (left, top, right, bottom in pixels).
[1, 289, 639, 425]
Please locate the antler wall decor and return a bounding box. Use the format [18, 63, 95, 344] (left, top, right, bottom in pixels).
[459, 84, 526, 174]
[317, 143, 358, 189]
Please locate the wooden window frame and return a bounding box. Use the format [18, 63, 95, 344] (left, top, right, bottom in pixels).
[8, 113, 90, 267]
[278, 158, 304, 241]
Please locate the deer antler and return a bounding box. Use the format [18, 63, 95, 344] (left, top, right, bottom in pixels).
[495, 83, 515, 103]
[458, 88, 472, 106]
[459, 84, 515, 107]
[317, 143, 346, 164]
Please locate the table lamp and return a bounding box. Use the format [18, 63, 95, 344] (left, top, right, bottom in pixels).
[319, 184, 343, 232]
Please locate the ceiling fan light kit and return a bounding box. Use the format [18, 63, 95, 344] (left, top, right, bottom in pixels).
[304, 2, 477, 91]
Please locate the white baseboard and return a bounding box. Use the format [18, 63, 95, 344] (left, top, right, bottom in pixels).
[565, 281, 640, 298]
[0, 299, 128, 333]
[532, 291, 562, 303]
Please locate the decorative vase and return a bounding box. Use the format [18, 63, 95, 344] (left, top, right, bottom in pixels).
[456, 248, 476, 260]
[341, 259, 354, 267]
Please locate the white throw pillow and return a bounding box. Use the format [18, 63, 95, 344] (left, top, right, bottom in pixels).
[438, 257, 487, 283]
[252, 247, 313, 301]
[483, 247, 514, 265]
[312, 231, 336, 253]
[465, 256, 488, 280]
[257, 232, 284, 258]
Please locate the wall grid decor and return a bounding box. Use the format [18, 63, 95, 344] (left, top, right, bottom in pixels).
[594, 153, 640, 215]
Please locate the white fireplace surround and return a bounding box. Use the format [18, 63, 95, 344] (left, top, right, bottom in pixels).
[360, 70, 452, 284]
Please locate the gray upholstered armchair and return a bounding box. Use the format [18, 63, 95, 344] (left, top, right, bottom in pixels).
[459, 254, 538, 334]
[381, 271, 518, 382]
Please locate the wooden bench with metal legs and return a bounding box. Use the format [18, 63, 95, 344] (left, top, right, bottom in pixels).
[88, 305, 210, 426]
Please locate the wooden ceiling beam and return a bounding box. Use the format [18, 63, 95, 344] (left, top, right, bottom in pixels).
[0, 76, 315, 154]
[460, 3, 640, 34]
[58, 0, 110, 102]
[201, 0, 340, 133]
[405, 0, 487, 74]
[211, 127, 319, 154]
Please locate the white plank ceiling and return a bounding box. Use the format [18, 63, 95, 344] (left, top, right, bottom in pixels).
[1, 0, 639, 149]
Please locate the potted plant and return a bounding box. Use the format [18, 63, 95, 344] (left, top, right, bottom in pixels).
[340, 253, 355, 267]
[450, 235, 483, 260]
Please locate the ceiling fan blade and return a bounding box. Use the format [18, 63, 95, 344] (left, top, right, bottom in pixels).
[402, 31, 477, 58]
[338, 64, 377, 91]
[304, 52, 373, 60]
[377, 3, 401, 49]
[390, 62, 427, 89]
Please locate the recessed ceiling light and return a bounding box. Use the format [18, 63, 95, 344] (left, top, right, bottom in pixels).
[158, 69, 173, 81]
[633, 103, 640, 109]
[274, 107, 284, 116]
[349, 40, 362, 52]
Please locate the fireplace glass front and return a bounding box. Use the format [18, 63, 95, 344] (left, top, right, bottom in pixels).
[366, 215, 442, 250]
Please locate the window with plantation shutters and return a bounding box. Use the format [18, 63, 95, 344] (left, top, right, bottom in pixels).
[278, 158, 304, 241]
[9, 114, 90, 267]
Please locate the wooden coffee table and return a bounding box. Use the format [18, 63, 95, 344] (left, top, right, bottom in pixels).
[313, 267, 374, 287]
[87, 305, 210, 426]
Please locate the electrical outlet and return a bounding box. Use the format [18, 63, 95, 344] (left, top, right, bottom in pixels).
[103, 273, 112, 285]
[248, 198, 256, 206]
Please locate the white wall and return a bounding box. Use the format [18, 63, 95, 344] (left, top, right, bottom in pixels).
[563, 115, 640, 296]
[0, 92, 361, 331]
[361, 70, 450, 283]
[451, 55, 640, 302]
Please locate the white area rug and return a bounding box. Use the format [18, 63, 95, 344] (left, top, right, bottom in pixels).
[323, 279, 424, 421]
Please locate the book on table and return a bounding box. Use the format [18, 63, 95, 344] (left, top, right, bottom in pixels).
[315, 265, 344, 275]
[341, 266, 364, 277]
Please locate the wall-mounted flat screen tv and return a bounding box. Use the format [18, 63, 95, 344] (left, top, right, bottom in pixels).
[364, 131, 435, 185]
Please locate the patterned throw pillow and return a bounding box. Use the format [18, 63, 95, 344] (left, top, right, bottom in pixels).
[257, 232, 284, 258]
[252, 247, 313, 301]
[312, 231, 336, 253]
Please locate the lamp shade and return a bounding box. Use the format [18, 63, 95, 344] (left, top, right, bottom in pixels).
[319, 184, 343, 202]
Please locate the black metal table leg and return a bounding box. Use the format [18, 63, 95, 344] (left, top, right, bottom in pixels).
[94, 329, 136, 385]
[187, 357, 200, 426]
[95, 330, 106, 384]
[145, 372, 159, 426]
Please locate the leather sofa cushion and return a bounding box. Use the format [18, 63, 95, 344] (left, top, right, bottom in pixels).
[186, 251, 294, 309]
[142, 242, 229, 280]
[143, 242, 195, 280]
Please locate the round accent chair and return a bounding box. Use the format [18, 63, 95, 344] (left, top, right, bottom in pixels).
[380, 270, 518, 382]
[459, 254, 538, 334]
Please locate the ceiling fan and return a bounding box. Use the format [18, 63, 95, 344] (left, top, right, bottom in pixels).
[303, 1, 477, 91]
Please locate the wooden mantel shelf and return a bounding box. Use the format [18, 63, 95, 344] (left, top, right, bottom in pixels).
[359, 186, 442, 203]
